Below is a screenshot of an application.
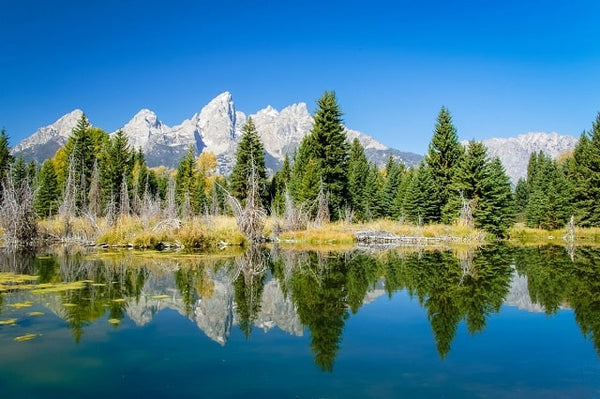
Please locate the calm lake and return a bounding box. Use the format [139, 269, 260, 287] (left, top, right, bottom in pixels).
[0, 244, 599, 398]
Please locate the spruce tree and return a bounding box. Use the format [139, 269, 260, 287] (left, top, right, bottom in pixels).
[526, 152, 572, 229]
[425, 107, 463, 220]
[381, 155, 403, 218]
[34, 160, 59, 217]
[403, 163, 441, 224]
[476, 158, 515, 237]
[270, 153, 291, 216]
[290, 91, 349, 220]
[347, 138, 370, 220]
[566, 112, 600, 226]
[0, 127, 14, 181]
[442, 141, 488, 224]
[176, 146, 200, 215]
[230, 117, 268, 207]
[101, 129, 133, 211]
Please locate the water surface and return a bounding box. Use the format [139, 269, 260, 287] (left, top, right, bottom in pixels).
[0, 245, 599, 398]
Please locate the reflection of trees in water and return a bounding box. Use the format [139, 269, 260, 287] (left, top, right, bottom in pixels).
[232, 245, 268, 338]
[514, 245, 600, 355]
[274, 245, 514, 367]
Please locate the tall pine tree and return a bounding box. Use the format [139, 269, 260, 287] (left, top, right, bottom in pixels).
[290, 91, 349, 220]
[425, 107, 463, 221]
[230, 117, 268, 207]
[566, 112, 600, 226]
[347, 138, 370, 220]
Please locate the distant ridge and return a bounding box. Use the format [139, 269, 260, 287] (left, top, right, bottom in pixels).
[13, 92, 421, 174]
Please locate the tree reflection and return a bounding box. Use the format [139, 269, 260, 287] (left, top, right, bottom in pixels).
[232, 245, 268, 338]
[514, 245, 600, 355]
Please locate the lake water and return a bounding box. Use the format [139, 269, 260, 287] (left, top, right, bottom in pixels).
[0, 244, 599, 398]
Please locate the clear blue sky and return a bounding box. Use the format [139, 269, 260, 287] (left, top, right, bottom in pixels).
[1, 0, 599, 155]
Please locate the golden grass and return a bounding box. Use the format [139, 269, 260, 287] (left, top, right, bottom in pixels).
[39, 214, 488, 248]
[277, 219, 486, 245]
[509, 223, 600, 245]
[41, 214, 247, 249]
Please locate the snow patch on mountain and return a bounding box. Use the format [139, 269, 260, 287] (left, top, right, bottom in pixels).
[13, 92, 422, 173]
[12, 109, 84, 163]
[470, 132, 578, 183]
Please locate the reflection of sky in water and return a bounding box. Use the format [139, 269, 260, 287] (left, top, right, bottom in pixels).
[0, 246, 599, 398]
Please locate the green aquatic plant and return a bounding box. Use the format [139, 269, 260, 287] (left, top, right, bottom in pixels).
[14, 333, 38, 342]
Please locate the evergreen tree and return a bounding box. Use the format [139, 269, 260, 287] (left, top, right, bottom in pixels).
[526, 152, 572, 229]
[514, 178, 529, 222]
[270, 153, 291, 215]
[290, 91, 349, 220]
[11, 156, 28, 188]
[393, 167, 415, 220]
[229, 117, 268, 207]
[403, 163, 441, 224]
[443, 141, 488, 224]
[476, 158, 515, 237]
[0, 127, 14, 181]
[176, 146, 200, 215]
[566, 113, 600, 226]
[381, 155, 404, 217]
[363, 163, 385, 220]
[347, 138, 370, 220]
[34, 160, 59, 217]
[444, 142, 514, 237]
[425, 107, 464, 219]
[101, 129, 133, 211]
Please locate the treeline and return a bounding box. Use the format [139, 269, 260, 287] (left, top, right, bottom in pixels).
[1, 91, 599, 246]
[515, 113, 600, 229]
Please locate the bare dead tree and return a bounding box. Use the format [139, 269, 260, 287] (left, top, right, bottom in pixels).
[87, 159, 103, 217]
[283, 190, 309, 231]
[314, 180, 330, 226]
[59, 154, 78, 237]
[225, 158, 267, 242]
[105, 189, 117, 226]
[164, 176, 177, 220]
[458, 191, 474, 227]
[1, 172, 38, 248]
[131, 175, 141, 216]
[119, 174, 130, 216]
[180, 191, 193, 220]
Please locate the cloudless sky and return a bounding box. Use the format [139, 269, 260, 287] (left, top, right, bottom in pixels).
[1, 0, 599, 154]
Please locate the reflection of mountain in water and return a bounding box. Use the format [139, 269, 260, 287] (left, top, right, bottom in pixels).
[504, 272, 546, 313]
[125, 268, 303, 345]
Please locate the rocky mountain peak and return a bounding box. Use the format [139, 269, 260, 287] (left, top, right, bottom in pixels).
[478, 132, 578, 183]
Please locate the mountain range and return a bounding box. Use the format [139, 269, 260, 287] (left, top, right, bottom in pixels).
[12, 92, 580, 181]
[12, 92, 421, 175]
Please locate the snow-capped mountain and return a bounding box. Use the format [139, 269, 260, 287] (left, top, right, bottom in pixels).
[12, 109, 84, 163]
[476, 132, 579, 183]
[12, 92, 421, 174]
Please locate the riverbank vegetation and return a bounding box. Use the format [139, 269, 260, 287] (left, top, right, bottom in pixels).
[1, 92, 600, 249]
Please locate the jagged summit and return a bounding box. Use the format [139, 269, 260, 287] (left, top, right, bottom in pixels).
[12, 109, 85, 163]
[119, 108, 170, 151]
[13, 92, 420, 173]
[477, 132, 578, 183]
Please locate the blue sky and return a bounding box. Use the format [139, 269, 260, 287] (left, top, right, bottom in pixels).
[1, 0, 599, 155]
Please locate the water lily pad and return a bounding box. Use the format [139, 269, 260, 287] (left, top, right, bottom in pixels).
[14, 333, 38, 342]
[151, 294, 170, 299]
[108, 318, 121, 325]
[8, 301, 33, 309]
[28, 312, 44, 317]
[112, 298, 126, 303]
[0, 318, 18, 325]
[63, 303, 77, 307]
